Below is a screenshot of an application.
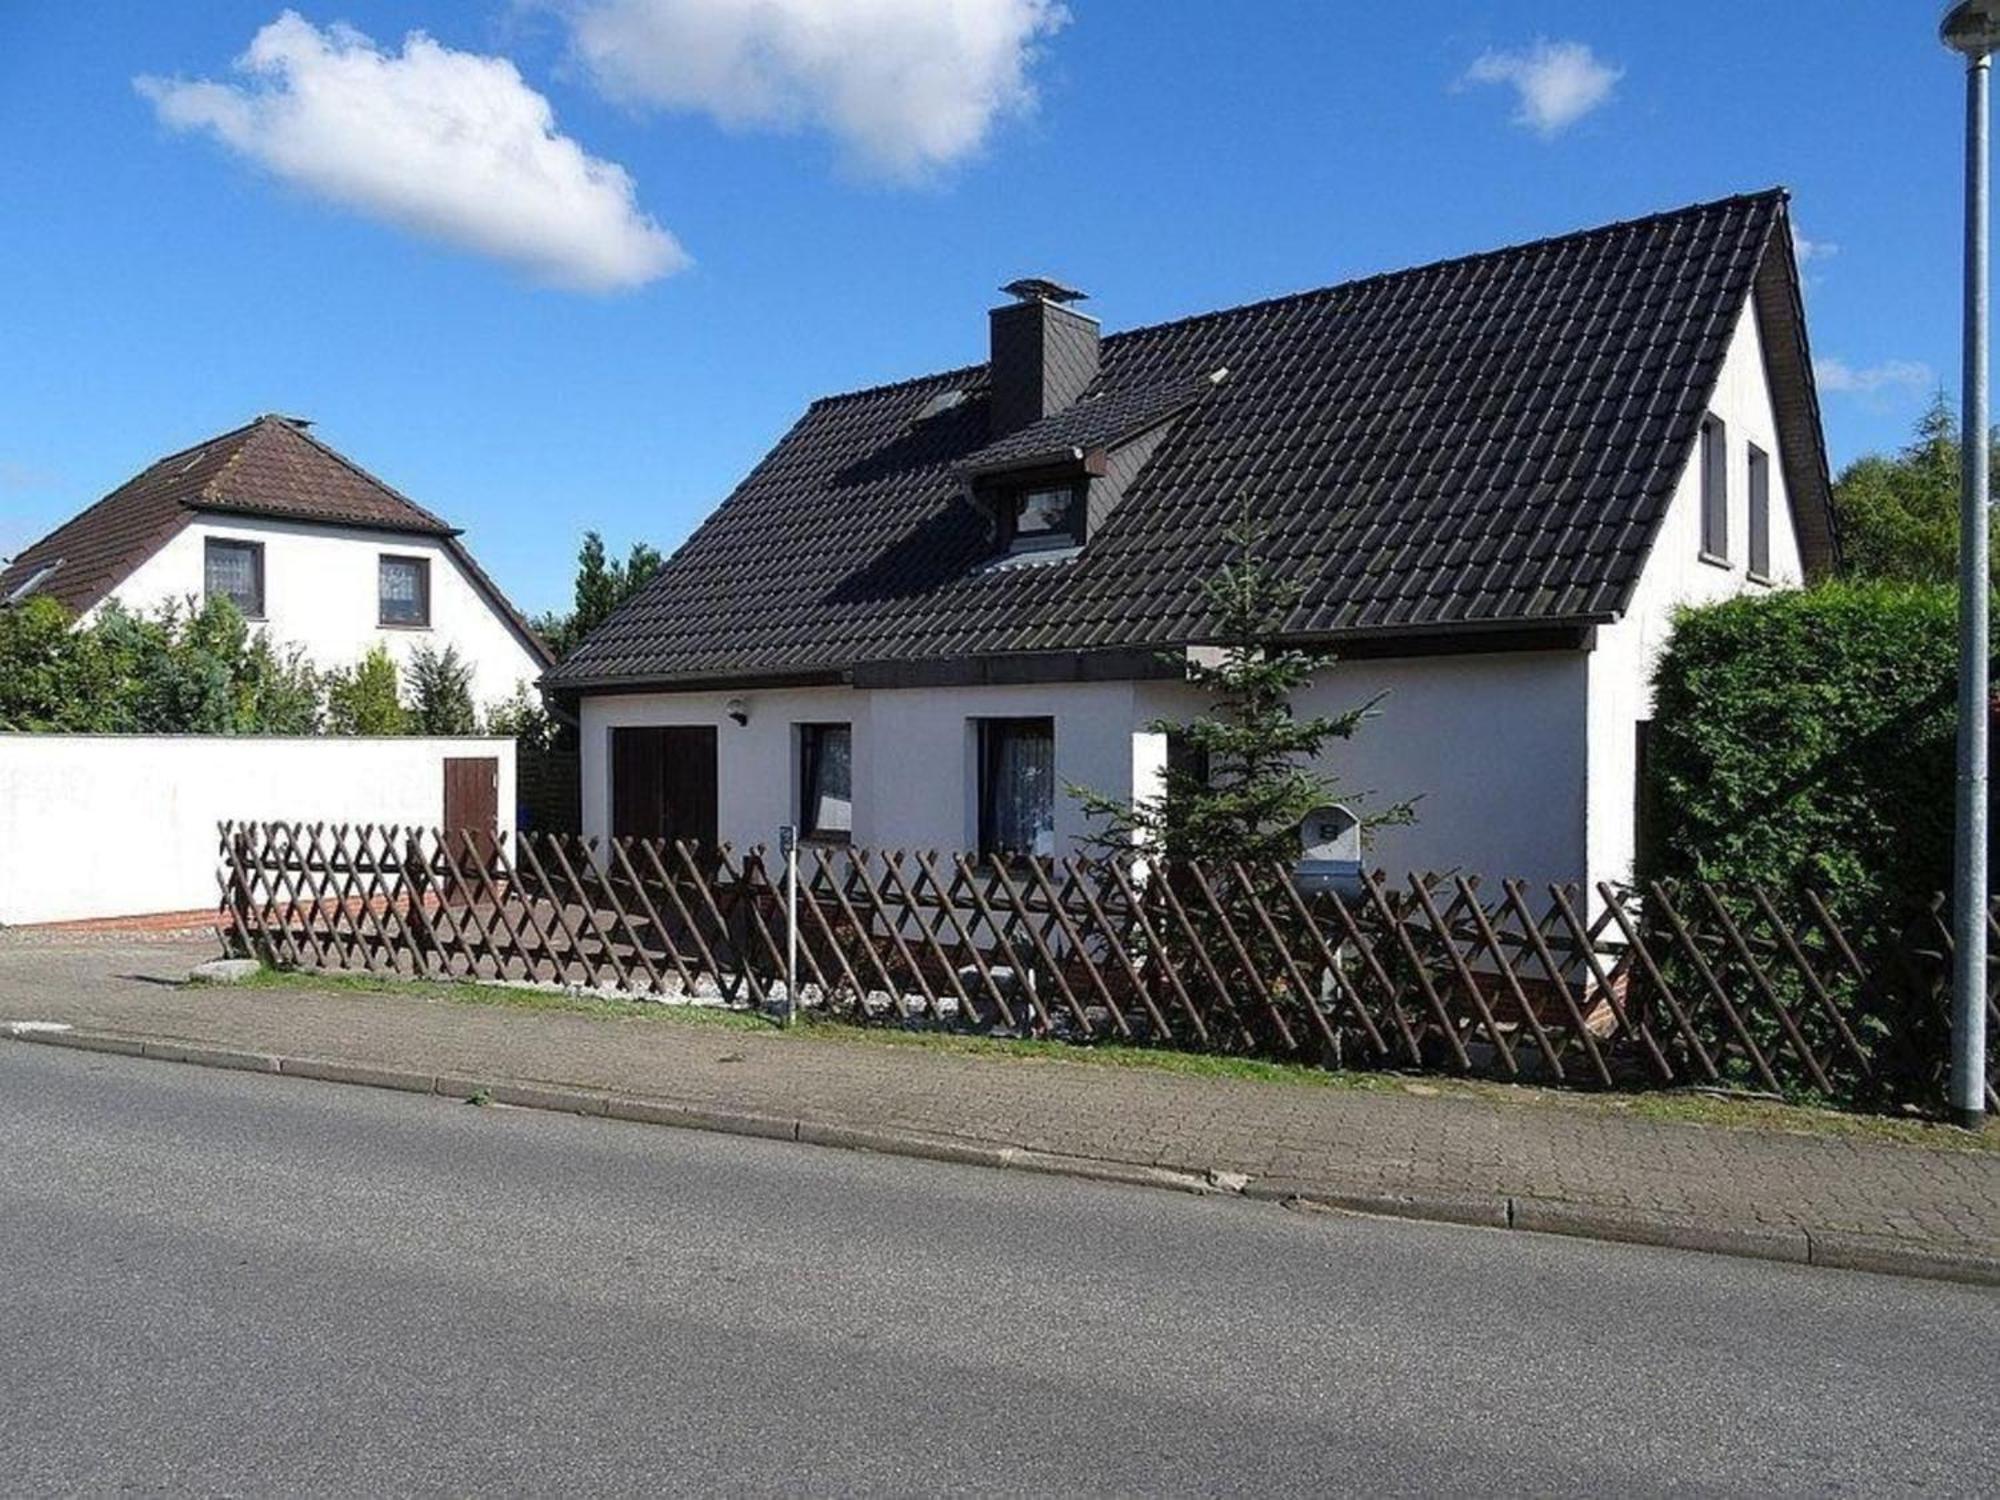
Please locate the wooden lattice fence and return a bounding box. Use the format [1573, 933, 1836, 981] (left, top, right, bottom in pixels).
[217, 821, 2000, 1114]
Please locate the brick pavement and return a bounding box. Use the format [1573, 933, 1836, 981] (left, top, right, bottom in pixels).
[3, 931, 1997, 1260]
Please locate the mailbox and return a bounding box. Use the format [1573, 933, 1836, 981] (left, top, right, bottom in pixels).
[1294, 804, 1362, 899]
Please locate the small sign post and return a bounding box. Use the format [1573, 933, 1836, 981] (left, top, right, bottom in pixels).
[778, 823, 799, 1026]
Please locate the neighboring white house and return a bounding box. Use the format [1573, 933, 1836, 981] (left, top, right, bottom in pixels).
[545, 190, 1836, 898]
[0, 413, 551, 707]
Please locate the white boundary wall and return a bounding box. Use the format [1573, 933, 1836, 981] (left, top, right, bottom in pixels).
[0, 735, 516, 925]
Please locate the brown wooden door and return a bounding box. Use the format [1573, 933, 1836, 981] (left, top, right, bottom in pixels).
[610, 726, 718, 849]
[444, 764, 500, 856]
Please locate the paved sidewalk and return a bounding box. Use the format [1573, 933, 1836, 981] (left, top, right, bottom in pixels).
[4, 931, 1998, 1278]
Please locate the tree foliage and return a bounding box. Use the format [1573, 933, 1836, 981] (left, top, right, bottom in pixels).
[1831, 391, 1997, 583]
[1074, 510, 1412, 865]
[323, 645, 406, 735]
[482, 682, 559, 752]
[532, 531, 665, 659]
[406, 644, 478, 734]
[1, 595, 320, 734]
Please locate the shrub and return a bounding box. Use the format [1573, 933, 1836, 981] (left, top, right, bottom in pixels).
[1642, 581, 1967, 945]
[324, 645, 406, 735]
[406, 644, 477, 734]
[1, 594, 321, 734]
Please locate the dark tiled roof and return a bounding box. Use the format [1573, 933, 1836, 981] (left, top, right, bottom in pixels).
[0, 415, 553, 664]
[548, 190, 1832, 688]
[959, 369, 1223, 477]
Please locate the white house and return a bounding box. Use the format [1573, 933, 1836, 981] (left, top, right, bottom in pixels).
[544, 190, 1835, 897]
[0, 413, 550, 707]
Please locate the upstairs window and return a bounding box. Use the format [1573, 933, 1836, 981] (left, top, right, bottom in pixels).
[1008, 484, 1080, 553]
[1748, 442, 1772, 579]
[797, 722, 853, 842]
[379, 554, 431, 627]
[1699, 415, 1729, 563]
[978, 717, 1055, 859]
[204, 538, 264, 618]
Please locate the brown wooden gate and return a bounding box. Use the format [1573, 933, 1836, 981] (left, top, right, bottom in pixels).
[611, 727, 718, 849]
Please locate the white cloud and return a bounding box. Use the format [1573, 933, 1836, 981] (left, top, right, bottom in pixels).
[1814, 357, 1933, 395]
[1463, 39, 1622, 138]
[563, 0, 1068, 180]
[1794, 232, 1838, 264]
[136, 11, 685, 292]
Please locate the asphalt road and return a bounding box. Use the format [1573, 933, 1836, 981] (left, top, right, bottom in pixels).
[2, 1043, 1995, 1498]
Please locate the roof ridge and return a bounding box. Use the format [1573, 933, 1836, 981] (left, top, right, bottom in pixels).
[194, 419, 268, 507]
[1102, 187, 1789, 347]
[809, 360, 987, 410]
[278, 418, 459, 533]
[194, 415, 459, 534]
[134, 416, 264, 480]
[805, 188, 1789, 412]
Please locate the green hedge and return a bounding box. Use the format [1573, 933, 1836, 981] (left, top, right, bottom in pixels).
[1641, 582, 1970, 949]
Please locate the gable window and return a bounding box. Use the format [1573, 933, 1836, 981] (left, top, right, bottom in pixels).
[1009, 484, 1080, 552]
[1747, 442, 1772, 580]
[379, 554, 430, 627]
[797, 722, 853, 842]
[204, 538, 264, 618]
[978, 717, 1055, 859]
[1699, 414, 1729, 564]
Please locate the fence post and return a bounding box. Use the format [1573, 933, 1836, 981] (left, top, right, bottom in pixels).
[779, 823, 799, 1025]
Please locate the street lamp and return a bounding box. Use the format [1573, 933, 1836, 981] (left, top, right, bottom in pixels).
[1942, 2, 1999, 1129]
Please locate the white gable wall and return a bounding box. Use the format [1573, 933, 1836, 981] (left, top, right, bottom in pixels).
[1585, 297, 1809, 892]
[93, 514, 543, 708]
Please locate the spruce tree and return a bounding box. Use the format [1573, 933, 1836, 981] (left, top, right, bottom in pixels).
[1073, 507, 1411, 866]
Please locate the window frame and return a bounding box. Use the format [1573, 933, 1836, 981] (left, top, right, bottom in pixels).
[1747, 441, 1772, 582]
[796, 721, 854, 844]
[1001, 481, 1084, 554]
[1698, 414, 1730, 567]
[203, 537, 266, 619]
[976, 716, 1056, 861]
[378, 553, 432, 629]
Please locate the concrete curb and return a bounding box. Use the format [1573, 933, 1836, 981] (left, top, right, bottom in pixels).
[8, 1021, 1999, 1288]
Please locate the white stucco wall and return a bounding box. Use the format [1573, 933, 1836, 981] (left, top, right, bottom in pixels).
[1584, 298, 1810, 891]
[579, 656, 1592, 890]
[1141, 651, 1592, 894]
[0, 735, 515, 925]
[580, 680, 1148, 856]
[93, 515, 544, 709]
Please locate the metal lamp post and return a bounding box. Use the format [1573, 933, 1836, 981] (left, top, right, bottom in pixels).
[1943, 1, 1999, 1128]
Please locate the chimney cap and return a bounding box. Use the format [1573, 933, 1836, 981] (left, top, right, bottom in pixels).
[1001, 276, 1087, 305]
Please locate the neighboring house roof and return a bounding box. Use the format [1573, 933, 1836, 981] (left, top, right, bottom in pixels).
[0, 414, 553, 665]
[550, 188, 1834, 693]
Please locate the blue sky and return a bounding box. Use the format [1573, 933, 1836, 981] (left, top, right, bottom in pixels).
[0, 3, 1970, 617]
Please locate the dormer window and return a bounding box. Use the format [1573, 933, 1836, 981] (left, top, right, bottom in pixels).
[1007, 483, 1082, 553]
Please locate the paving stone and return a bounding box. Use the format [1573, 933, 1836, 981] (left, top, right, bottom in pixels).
[4, 931, 1998, 1261]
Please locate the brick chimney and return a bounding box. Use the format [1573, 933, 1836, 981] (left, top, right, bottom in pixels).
[988, 277, 1099, 437]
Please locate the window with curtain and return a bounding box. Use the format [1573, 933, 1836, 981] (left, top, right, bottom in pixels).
[379, 555, 430, 627]
[798, 722, 852, 841]
[978, 717, 1055, 859]
[1747, 442, 1771, 579]
[1699, 414, 1729, 562]
[204, 538, 264, 617]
